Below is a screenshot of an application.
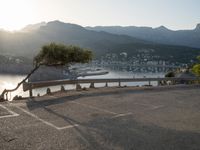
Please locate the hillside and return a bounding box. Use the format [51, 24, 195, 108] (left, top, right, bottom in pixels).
[0, 21, 200, 63]
[86, 24, 200, 48]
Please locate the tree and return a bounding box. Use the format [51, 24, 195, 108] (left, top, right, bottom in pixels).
[192, 56, 200, 77]
[165, 71, 175, 77]
[0, 43, 93, 101]
[192, 64, 200, 76]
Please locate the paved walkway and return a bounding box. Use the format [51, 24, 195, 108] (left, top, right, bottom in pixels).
[0, 85, 200, 150]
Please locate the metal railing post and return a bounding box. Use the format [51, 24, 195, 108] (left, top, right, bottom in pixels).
[118, 78, 121, 87]
[29, 85, 33, 97]
[90, 82, 95, 88]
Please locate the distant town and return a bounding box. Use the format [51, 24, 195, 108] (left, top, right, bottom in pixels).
[0, 51, 192, 75]
[90, 51, 190, 73]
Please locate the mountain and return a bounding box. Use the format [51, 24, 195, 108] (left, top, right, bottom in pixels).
[22, 22, 46, 31]
[86, 24, 200, 48]
[0, 21, 147, 56]
[0, 20, 200, 64]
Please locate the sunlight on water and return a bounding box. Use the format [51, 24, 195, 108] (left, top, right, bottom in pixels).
[0, 71, 165, 100]
[0, 75, 28, 100]
[2, 81, 16, 89]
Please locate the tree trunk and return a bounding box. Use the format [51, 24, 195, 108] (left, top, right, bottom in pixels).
[0, 64, 41, 101]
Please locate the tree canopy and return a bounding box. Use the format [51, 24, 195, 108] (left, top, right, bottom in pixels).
[34, 43, 93, 67]
[192, 56, 200, 76]
[1, 43, 93, 101]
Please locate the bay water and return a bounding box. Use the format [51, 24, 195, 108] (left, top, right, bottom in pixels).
[0, 70, 164, 100]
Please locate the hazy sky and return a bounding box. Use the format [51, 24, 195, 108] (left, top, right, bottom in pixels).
[0, 0, 199, 31]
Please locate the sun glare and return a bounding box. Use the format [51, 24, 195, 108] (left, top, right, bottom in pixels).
[2, 82, 15, 90]
[0, 0, 35, 31]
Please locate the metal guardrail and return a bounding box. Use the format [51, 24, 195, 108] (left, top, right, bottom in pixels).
[23, 77, 200, 97]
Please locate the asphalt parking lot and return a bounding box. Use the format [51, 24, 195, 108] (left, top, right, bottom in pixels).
[0, 85, 200, 150]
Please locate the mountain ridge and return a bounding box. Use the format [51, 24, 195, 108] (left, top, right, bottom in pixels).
[86, 23, 200, 48]
[0, 20, 200, 64]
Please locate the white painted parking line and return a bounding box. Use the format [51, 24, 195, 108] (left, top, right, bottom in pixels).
[11, 96, 163, 130]
[0, 104, 19, 119]
[131, 102, 165, 110]
[0, 114, 19, 119]
[111, 112, 132, 118]
[132, 102, 156, 107]
[49, 95, 118, 114]
[149, 105, 165, 110]
[58, 124, 79, 130]
[14, 105, 79, 130]
[70, 101, 117, 115]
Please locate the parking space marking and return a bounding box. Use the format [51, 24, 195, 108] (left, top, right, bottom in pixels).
[70, 101, 117, 115]
[49, 95, 118, 115]
[132, 102, 156, 107]
[149, 105, 165, 110]
[9, 96, 164, 130]
[131, 102, 165, 110]
[0, 104, 19, 119]
[14, 105, 79, 130]
[111, 112, 132, 118]
[58, 124, 79, 130]
[51, 95, 163, 116]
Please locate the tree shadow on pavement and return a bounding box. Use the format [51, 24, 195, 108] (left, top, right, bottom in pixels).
[83, 115, 200, 150]
[26, 98, 200, 150]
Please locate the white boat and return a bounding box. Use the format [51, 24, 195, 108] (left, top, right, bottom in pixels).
[63, 67, 109, 79]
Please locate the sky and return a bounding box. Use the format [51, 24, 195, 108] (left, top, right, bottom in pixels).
[0, 0, 199, 31]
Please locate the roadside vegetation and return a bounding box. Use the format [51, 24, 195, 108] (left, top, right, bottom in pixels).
[192, 56, 200, 77]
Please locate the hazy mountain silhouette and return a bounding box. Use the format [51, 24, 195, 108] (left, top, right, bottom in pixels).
[0, 20, 200, 63]
[22, 22, 46, 31]
[87, 24, 200, 48]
